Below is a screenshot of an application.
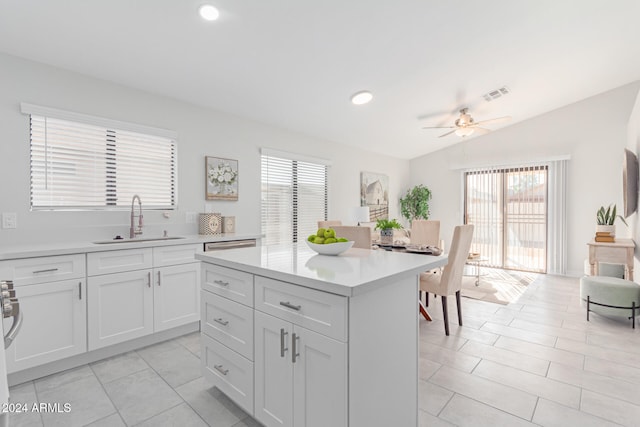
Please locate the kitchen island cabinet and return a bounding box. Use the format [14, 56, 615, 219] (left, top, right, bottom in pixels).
[197, 243, 447, 427]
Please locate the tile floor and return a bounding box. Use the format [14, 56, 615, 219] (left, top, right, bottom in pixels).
[8, 273, 640, 426]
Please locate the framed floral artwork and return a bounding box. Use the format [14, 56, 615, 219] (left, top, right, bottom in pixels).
[206, 156, 238, 201]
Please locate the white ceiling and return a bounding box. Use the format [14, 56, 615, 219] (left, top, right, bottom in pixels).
[1, 1, 640, 159]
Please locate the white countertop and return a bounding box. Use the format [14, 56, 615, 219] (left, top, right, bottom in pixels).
[0, 233, 262, 260]
[196, 243, 448, 297]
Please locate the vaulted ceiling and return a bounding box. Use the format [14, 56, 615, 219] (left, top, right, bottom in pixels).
[1, 1, 640, 159]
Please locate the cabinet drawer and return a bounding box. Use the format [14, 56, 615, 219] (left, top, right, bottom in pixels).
[201, 291, 253, 360]
[255, 276, 347, 342]
[0, 254, 85, 286]
[153, 244, 201, 267]
[87, 248, 153, 276]
[201, 334, 254, 415]
[202, 264, 253, 307]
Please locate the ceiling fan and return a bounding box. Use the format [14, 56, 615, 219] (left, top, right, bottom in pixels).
[422, 108, 512, 138]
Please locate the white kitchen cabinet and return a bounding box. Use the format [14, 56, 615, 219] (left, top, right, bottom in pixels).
[4, 278, 86, 373]
[88, 245, 201, 350]
[88, 269, 153, 350]
[153, 262, 200, 332]
[198, 244, 443, 427]
[254, 311, 347, 427]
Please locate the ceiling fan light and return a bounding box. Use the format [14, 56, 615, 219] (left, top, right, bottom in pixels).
[455, 127, 475, 137]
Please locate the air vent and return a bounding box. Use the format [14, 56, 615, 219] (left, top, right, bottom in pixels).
[483, 86, 510, 102]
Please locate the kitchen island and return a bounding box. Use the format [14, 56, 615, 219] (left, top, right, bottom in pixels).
[196, 243, 447, 427]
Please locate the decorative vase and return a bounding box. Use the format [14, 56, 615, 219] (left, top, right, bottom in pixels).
[596, 224, 615, 237]
[380, 228, 394, 245]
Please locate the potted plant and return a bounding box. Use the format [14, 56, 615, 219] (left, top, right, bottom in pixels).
[596, 204, 627, 236]
[400, 185, 432, 224]
[375, 218, 403, 245]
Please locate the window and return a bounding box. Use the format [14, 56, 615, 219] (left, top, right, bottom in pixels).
[464, 165, 548, 273]
[24, 103, 177, 210]
[261, 149, 329, 245]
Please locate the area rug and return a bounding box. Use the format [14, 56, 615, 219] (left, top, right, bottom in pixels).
[460, 267, 538, 305]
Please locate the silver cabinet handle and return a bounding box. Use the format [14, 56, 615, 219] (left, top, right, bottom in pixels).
[214, 364, 229, 375]
[147, 271, 151, 288]
[214, 318, 229, 326]
[292, 333, 300, 363]
[280, 301, 301, 311]
[157, 270, 161, 286]
[280, 328, 288, 357]
[214, 279, 229, 286]
[33, 268, 58, 274]
[78, 282, 82, 300]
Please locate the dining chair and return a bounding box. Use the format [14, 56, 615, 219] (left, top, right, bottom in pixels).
[318, 220, 342, 229]
[332, 225, 372, 249]
[419, 224, 474, 335]
[410, 220, 440, 247]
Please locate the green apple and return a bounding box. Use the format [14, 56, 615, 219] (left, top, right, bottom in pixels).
[314, 236, 325, 244]
[307, 234, 316, 242]
[324, 228, 336, 238]
[316, 228, 326, 237]
[324, 237, 337, 244]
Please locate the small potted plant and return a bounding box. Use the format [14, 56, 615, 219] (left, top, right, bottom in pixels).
[596, 204, 627, 237]
[375, 218, 403, 245]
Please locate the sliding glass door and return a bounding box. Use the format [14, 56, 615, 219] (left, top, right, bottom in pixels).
[465, 165, 547, 273]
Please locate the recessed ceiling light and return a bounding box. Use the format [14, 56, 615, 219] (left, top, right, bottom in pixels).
[351, 91, 373, 105]
[199, 4, 219, 21]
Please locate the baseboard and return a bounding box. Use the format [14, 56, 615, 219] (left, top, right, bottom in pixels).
[8, 321, 200, 387]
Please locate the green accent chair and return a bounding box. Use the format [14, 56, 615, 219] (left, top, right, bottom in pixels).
[580, 275, 640, 328]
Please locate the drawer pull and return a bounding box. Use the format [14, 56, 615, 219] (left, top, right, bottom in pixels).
[157, 270, 161, 286]
[280, 301, 301, 311]
[292, 333, 300, 363]
[78, 282, 82, 300]
[214, 364, 229, 375]
[214, 279, 230, 287]
[214, 318, 229, 326]
[280, 328, 288, 357]
[33, 268, 58, 274]
[147, 271, 151, 288]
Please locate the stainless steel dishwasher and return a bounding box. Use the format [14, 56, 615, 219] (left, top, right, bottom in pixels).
[204, 239, 257, 252]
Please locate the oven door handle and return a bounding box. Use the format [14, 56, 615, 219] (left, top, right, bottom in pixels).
[4, 310, 22, 349]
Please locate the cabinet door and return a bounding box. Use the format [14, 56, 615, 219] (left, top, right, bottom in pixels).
[5, 279, 86, 373]
[88, 270, 153, 350]
[154, 263, 201, 332]
[254, 311, 293, 427]
[293, 326, 347, 427]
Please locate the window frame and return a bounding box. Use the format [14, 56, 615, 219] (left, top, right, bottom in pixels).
[22, 103, 178, 211]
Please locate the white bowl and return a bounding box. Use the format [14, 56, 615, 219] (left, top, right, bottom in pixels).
[305, 240, 354, 256]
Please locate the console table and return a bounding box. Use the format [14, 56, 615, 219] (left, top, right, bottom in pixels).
[587, 238, 635, 280]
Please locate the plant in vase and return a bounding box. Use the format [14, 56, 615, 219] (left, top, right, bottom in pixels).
[375, 218, 403, 245]
[400, 184, 432, 224]
[596, 204, 627, 238]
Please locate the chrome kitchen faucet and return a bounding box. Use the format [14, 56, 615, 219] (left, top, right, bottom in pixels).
[129, 194, 144, 238]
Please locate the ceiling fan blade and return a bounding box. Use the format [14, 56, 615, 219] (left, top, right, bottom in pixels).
[438, 129, 457, 138]
[472, 127, 491, 135]
[422, 126, 455, 129]
[474, 116, 512, 126]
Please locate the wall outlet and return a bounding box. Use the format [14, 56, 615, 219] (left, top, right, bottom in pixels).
[186, 212, 197, 224]
[2, 213, 17, 229]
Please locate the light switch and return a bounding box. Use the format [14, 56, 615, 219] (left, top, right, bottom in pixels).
[2, 213, 17, 229]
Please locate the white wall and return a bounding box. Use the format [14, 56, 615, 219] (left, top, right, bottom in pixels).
[410, 82, 640, 277]
[0, 53, 409, 246]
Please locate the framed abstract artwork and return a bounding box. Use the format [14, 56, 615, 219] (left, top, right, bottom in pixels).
[206, 156, 238, 201]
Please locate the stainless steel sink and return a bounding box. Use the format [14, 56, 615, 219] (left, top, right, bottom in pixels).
[93, 236, 186, 244]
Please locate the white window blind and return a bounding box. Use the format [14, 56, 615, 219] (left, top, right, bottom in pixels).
[261, 152, 328, 245]
[27, 110, 176, 210]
